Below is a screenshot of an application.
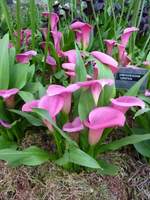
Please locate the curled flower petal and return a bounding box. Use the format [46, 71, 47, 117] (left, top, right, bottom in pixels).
[50, 12, 59, 32]
[51, 31, 62, 56]
[63, 50, 77, 63]
[16, 50, 37, 64]
[104, 39, 116, 55]
[38, 95, 64, 118]
[77, 79, 114, 104]
[145, 90, 150, 97]
[111, 96, 145, 113]
[22, 100, 39, 112]
[85, 107, 126, 130]
[0, 120, 11, 128]
[70, 21, 93, 49]
[84, 107, 126, 145]
[63, 117, 84, 132]
[121, 27, 139, 47]
[0, 89, 19, 100]
[62, 63, 76, 71]
[46, 55, 56, 67]
[91, 51, 118, 73]
[40, 28, 48, 40]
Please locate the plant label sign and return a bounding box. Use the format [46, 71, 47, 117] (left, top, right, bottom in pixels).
[115, 67, 148, 91]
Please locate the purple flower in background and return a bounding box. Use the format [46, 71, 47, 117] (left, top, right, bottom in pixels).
[104, 39, 116, 55]
[0, 120, 11, 128]
[16, 50, 37, 64]
[0, 88, 19, 108]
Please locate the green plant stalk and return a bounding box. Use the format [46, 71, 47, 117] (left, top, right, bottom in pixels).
[143, 33, 150, 53]
[109, 0, 117, 40]
[118, 0, 125, 27]
[90, 0, 104, 51]
[53, 130, 63, 157]
[0, 0, 14, 41]
[48, 0, 53, 12]
[129, 0, 142, 56]
[29, 0, 37, 49]
[88, 145, 95, 157]
[16, 0, 21, 52]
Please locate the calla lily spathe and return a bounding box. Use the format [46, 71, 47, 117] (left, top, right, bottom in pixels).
[111, 96, 145, 113]
[84, 107, 126, 145]
[91, 51, 118, 73]
[121, 27, 139, 47]
[104, 39, 116, 55]
[70, 21, 93, 49]
[16, 50, 37, 64]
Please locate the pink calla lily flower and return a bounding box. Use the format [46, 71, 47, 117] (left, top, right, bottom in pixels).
[0, 120, 11, 128]
[63, 117, 84, 132]
[47, 84, 80, 114]
[63, 50, 77, 63]
[22, 96, 64, 132]
[42, 12, 59, 32]
[143, 61, 150, 67]
[121, 27, 139, 47]
[70, 21, 93, 49]
[51, 31, 63, 56]
[24, 29, 32, 46]
[91, 51, 118, 73]
[38, 95, 64, 118]
[62, 63, 76, 71]
[22, 100, 40, 112]
[16, 50, 37, 64]
[77, 79, 114, 104]
[111, 96, 145, 114]
[46, 55, 56, 67]
[104, 39, 116, 55]
[50, 12, 59, 32]
[118, 44, 131, 66]
[40, 28, 48, 40]
[0, 88, 19, 108]
[0, 89, 19, 100]
[145, 90, 150, 97]
[84, 107, 126, 145]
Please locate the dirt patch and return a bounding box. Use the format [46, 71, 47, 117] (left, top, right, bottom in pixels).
[0, 150, 149, 200]
[0, 131, 149, 200]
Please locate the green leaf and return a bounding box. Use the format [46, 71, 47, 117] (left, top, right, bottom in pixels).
[9, 47, 16, 68]
[27, 64, 35, 82]
[98, 134, 150, 153]
[0, 146, 50, 166]
[9, 63, 29, 89]
[134, 108, 150, 118]
[0, 136, 16, 149]
[0, 34, 9, 89]
[33, 108, 77, 146]
[125, 71, 149, 96]
[96, 60, 116, 106]
[146, 51, 150, 61]
[97, 159, 119, 176]
[10, 109, 43, 126]
[75, 44, 87, 82]
[19, 91, 34, 102]
[0, 99, 9, 121]
[131, 128, 150, 158]
[56, 146, 102, 169]
[78, 89, 95, 120]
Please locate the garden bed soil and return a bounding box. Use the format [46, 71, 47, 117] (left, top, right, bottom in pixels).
[0, 131, 150, 200]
